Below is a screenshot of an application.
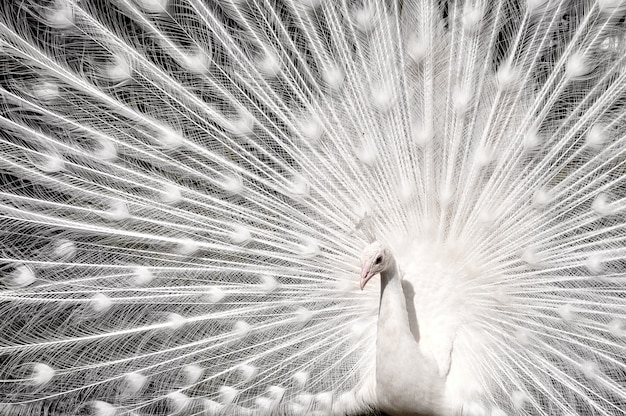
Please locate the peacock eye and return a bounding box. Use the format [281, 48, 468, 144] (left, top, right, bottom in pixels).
[375, 255, 382, 264]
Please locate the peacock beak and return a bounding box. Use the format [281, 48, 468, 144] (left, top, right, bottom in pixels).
[360, 267, 374, 290]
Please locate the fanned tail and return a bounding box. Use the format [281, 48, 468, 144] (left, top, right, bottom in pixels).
[1, 1, 626, 415]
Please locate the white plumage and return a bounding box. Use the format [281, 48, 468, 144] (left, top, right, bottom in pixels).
[0, 0, 625, 415]
[360, 242, 447, 416]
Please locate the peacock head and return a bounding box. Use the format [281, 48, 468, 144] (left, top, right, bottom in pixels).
[359, 241, 392, 290]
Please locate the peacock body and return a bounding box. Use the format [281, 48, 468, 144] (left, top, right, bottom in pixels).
[0, 0, 625, 415]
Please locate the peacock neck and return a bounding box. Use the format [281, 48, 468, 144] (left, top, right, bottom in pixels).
[375, 258, 446, 415]
[378, 259, 413, 340]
